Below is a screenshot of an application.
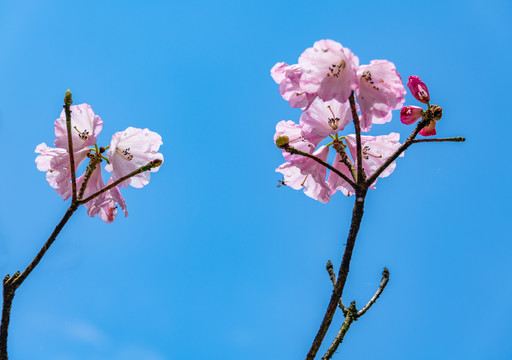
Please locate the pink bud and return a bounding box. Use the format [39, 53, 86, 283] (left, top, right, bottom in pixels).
[407, 76, 430, 104]
[400, 106, 423, 125]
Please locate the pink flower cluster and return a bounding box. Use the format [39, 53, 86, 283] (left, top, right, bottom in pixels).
[36, 104, 163, 222]
[272, 39, 406, 203]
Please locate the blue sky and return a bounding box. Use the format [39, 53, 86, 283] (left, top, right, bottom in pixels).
[0, 0, 511, 359]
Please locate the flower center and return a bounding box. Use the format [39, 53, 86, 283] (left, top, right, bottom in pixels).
[327, 105, 340, 130]
[361, 70, 379, 91]
[327, 60, 346, 78]
[116, 147, 134, 161]
[362, 145, 382, 160]
[73, 126, 90, 141]
[417, 84, 428, 101]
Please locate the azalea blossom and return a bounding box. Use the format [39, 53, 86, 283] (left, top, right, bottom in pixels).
[54, 104, 103, 152]
[276, 145, 331, 203]
[35, 143, 91, 196]
[105, 127, 164, 188]
[345, 133, 403, 179]
[300, 98, 352, 144]
[356, 60, 406, 131]
[270, 62, 316, 109]
[299, 39, 359, 103]
[274, 120, 316, 164]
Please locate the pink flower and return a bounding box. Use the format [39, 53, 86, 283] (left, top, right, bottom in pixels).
[73, 166, 128, 223]
[356, 60, 406, 132]
[407, 76, 430, 104]
[276, 145, 331, 203]
[300, 98, 352, 144]
[35, 143, 91, 197]
[299, 40, 359, 103]
[274, 120, 316, 164]
[54, 104, 103, 152]
[271, 62, 317, 109]
[327, 153, 356, 196]
[400, 106, 423, 125]
[105, 127, 164, 188]
[345, 133, 403, 179]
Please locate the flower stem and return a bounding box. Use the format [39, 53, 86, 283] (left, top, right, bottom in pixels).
[349, 92, 364, 184]
[64, 90, 77, 203]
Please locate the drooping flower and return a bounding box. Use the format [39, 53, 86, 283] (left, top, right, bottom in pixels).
[300, 98, 352, 144]
[276, 145, 331, 203]
[345, 133, 403, 179]
[105, 127, 164, 188]
[400, 106, 423, 125]
[270, 62, 317, 109]
[327, 153, 356, 196]
[54, 104, 103, 152]
[299, 40, 359, 103]
[407, 76, 430, 104]
[35, 143, 91, 196]
[68, 165, 128, 223]
[356, 60, 406, 131]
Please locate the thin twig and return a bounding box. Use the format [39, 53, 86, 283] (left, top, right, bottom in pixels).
[305, 189, 367, 360]
[332, 141, 357, 182]
[357, 267, 389, 317]
[326, 261, 347, 315]
[411, 137, 465, 144]
[78, 159, 162, 206]
[64, 90, 77, 203]
[283, 145, 358, 191]
[348, 93, 364, 183]
[321, 302, 357, 360]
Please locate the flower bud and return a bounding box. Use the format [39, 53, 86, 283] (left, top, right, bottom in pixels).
[407, 76, 430, 104]
[400, 106, 423, 125]
[64, 89, 73, 105]
[430, 105, 443, 121]
[275, 134, 290, 148]
[150, 159, 163, 168]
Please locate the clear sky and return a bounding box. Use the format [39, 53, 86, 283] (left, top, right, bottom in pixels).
[0, 0, 511, 359]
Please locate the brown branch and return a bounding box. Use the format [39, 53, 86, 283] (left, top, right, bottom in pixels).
[78, 159, 162, 206]
[357, 267, 389, 317]
[1, 205, 78, 359]
[348, 93, 364, 183]
[411, 137, 465, 144]
[305, 189, 367, 360]
[332, 141, 356, 183]
[282, 146, 358, 191]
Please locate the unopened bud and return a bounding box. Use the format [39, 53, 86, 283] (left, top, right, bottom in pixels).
[275, 134, 289, 148]
[150, 159, 163, 168]
[407, 76, 430, 104]
[64, 89, 73, 105]
[430, 105, 443, 121]
[400, 105, 423, 125]
[99, 147, 106, 153]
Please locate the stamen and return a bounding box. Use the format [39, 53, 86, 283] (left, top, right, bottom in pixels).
[361, 70, 379, 91]
[301, 175, 309, 187]
[73, 126, 90, 141]
[362, 145, 382, 160]
[116, 147, 134, 161]
[327, 105, 340, 130]
[327, 60, 346, 78]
